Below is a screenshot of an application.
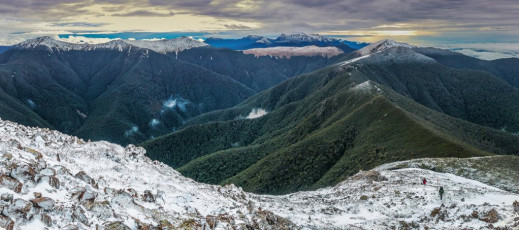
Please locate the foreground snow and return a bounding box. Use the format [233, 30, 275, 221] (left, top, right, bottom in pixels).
[0, 118, 517, 229]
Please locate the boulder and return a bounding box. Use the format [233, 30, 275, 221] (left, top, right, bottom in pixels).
[142, 190, 155, 202]
[1, 193, 13, 202]
[481, 208, 499, 223]
[0, 215, 14, 230]
[75, 171, 95, 185]
[105, 221, 132, 230]
[10, 164, 36, 182]
[31, 197, 55, 211]
[0, 174, 23, 193]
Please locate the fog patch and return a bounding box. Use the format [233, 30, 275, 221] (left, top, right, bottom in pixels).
[26, 99, 35, 109]
[124, 125, 139, 137]
[245, 108, 268, 119]
[162, 96, 190, 112]
[149, 119, 160, 128]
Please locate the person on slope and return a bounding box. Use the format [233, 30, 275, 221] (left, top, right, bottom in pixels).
[422, 178, 427, 186]
[439, 186, 445, 200]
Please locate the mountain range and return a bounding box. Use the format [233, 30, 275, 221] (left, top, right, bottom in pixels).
[0, 36, 345, 145]
[0, 34, 518, 197]
[142, 39, 519, 194]
[204, 32, 367, 51]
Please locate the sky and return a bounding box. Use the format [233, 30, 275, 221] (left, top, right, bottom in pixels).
[1, 0, 518, 59]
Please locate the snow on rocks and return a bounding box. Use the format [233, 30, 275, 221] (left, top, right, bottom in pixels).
[0, 118, 297, 229]
[0, 117, 518, 229]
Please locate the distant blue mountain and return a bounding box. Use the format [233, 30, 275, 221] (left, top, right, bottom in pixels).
[0, 46, 11, 54]
[204, 33, 367, 52]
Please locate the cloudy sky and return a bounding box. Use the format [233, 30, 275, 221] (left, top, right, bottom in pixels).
[1, 0, 518, 58]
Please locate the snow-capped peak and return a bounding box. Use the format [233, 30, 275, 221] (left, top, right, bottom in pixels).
[356, 39, 415, 56]
[275, 32, 335, 43]
[243, 35, 265, 40]
[16, 36, 207, 54]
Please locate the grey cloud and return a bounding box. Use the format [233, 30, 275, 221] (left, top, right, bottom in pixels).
[52, 22, 108, 27]
[112, 10, 175, 17]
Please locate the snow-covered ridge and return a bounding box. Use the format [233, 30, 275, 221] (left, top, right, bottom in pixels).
[242, 45, 343, 58]
[16, 36, 207, 54]
[356, 39, 415, 56]
[0, 118, 517, 229]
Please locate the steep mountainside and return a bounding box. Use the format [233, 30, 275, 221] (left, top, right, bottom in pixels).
[0, 46, 10, 54]
[415, 47, 519, 88]
[175, 46, 345, 91]
[0, 37, 338, 145]
[142, 51, 519, 194]
[1, 118, 518, 229]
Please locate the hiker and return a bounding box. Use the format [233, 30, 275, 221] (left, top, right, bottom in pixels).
[422, 178, 427, 185]
[439, 186, 444, 200]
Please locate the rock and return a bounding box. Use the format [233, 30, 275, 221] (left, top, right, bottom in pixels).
[69, 186, 87, 200]
[79, 191, 97, 203]
[105, 221, 132, 230]
[0, 215, 14, 230]
[37, 175, 60, 189]
[33, 213, 52, 227]
[430, 206, 448, 222]
[84, 201, 115, 219]
[62, 224, 79, 230]
[126, 188, 138, 198]
[31, 197, 55, 211]
[513, 200, 519, 213]
[1, 193, 13, 202]
[159, 220, 175, 230]
[40, 168, 56, 176]
[75, 171, 95, 185]
[10, 164, 36, 182]
[33, 192, 42, 198]
[471, 210, 479, 218]
[73, 207, 89, 225]
[142, 190, 155, 202]
[360, 195, 369, 201]
[481, 208, 499, 223]
[9, 198, 32, 216]
[1, 153, 12, 161]
[0, 174, 23, 193]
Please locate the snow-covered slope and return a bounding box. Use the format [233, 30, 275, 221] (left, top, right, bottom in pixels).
[16, 36, 207, 54]
[356, 39, 415, 56]
[0, 118, 517, 229]
[242, 45, 343, 58]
